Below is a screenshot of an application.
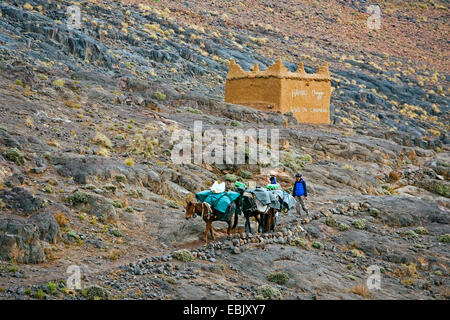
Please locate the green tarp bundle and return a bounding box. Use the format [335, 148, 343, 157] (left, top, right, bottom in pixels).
[195, 190, 240, 214]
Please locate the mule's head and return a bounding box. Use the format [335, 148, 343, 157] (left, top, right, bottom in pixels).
[185, 200, 197, 220]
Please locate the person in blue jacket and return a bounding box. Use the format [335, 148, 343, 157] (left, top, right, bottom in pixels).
[292, 173, 309, 216]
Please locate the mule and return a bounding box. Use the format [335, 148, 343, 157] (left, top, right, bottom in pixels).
[260, 207, 277, 232]
[185, 201, 238, 243]
[233, 193, 263, 234]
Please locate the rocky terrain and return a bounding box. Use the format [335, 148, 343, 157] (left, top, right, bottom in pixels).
[0, 0, 449, 300]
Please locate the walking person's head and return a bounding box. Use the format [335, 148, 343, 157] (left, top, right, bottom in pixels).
[295, 173, 302, 181]
[269, 176, 276, 184]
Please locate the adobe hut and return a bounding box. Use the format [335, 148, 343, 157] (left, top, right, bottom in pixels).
[225, 58, 331, 124]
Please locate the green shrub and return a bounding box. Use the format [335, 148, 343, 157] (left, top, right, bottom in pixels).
[7, 266, 18, 273]
[415, 227, 428, 235]
[267, 272, 289, 285]
[110, 229, 122, 237]
[102, 184, 117, 194]
[256, 285, 281, 300]
[281, 152, 309, 172]
[406, 230, 419, 239]
[326, 215, 338, 228]
[52, 79, 65, 88]
[111, 200, 123, 208]
[34, 289, 46, 300]
[115, 174, 127, 183]
[238, 170, 252, 179]
[168, 200, 179, 209]
[67, 231, 79, 240]
[43, 185, 54, 193]
[224, 174, 238, 182]
[173, 249, 194, 262]
[312, 241, 324, 249]
[352, 219, 366, 230]
[6, 148, 25, 165]
[368, 208, 380, 217]
[298, 154, 312, 162]
[230, 120, 242, 127]
[338, 223, 350, 231]
[438, 234, 450, 244]
[154, 91, 166, 101]
[46, 282, 58, 295]
[351, 249, 363, 258]
[187, 107, 202, 114]
[290, 237, 309, 249]
[432, 184, 449, 198]
[68, 192, 91, 206]
[84, 285, 110, 300]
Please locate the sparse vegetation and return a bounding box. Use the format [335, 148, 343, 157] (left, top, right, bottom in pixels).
[338, 223, 350, 231]
[34, 289, 46, 300]
[6, 148, 25, 165]
[438, 234, 450, 244]
[352, 219, 366, 230]
[54, 213, 69, 227]
[124, 157, 135, 167]
[312, 241, 324, 249]
[256, 285, 282, 300]
[290, 237, 309, 249]
[68, 192, 91, 206]
[224, 174, 238, 182]
[267, 271, 289, 285]
[326, 215, 338, 227]
[154, 91, 166, 101]
[173, 249, 194, 262]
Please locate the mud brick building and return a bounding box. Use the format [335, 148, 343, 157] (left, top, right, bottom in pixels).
[225, 58, 331, 124]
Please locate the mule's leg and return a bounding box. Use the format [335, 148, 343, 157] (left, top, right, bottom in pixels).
[245, 217, 251, 234]
[257, 215, 263, 233]
[204, 222, 209, 243]
[209, 221, 215, 242]
[227, 219, 232, 235]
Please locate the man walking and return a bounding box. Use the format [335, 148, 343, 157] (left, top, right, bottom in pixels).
[292, 173, 309, 217]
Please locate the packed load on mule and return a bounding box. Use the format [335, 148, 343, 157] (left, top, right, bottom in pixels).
[233, 181, 296, 233]
[185, 181, 240, 243]
[195, 189, 240, 221]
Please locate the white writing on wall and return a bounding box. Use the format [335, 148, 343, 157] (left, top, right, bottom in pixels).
[290, 106, 327, 113]
[291, 89, 306, 98]
[312, 89, 324, 100]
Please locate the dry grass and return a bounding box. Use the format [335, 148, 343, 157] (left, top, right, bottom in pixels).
[54, 212, 69, 227]
[108, 249, 122, 261]
[389, 170, 401, 181]
[93, 132, 112, 148]
[348, 283, 371, 299]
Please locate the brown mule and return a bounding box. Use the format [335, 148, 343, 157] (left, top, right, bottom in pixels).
[185, 201, 237, 243]
[261, 208, 277, 232]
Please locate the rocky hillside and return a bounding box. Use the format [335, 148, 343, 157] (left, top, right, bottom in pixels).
[0, 0, 449, 300]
